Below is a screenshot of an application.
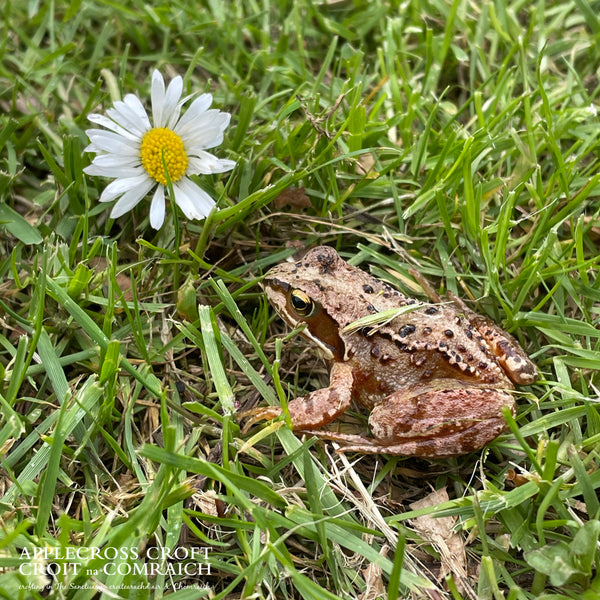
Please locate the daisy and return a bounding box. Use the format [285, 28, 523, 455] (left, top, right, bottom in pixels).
[84, 70, 236, 229]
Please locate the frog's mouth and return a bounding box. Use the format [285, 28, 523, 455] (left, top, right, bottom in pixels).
[264, 278, 345, 362]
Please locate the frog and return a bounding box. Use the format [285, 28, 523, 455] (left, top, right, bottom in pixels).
[244, 246, 537, 458]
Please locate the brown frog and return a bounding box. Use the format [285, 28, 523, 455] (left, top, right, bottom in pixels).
[246, 246, 537, 457]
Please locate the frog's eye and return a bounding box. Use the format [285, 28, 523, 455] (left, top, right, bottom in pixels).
[290, 289, 315, 317]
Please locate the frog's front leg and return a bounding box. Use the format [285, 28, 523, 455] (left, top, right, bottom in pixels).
[240, 361, 354, 431]
[307, 380, 516, 458]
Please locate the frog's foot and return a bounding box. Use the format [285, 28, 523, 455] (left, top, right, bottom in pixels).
[239, 406, 283, 433]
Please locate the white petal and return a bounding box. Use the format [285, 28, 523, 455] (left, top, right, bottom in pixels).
[98, 173, 152, 203]
[173, 178, 216, 219]
[110, 179, 155, 218]
[87, 113, 139, 140]
[178, 111, 231, 149]
[122, 94, 152, 130]
[84, 163, 144, 178]
[187, 151, 236, 174]
[163, 76, 184, 129]
[151, 70, 166, 126]
[86, 153, 141, 170]
[85, 130, 140, 155]
[173, 94, 213, 131]
[107, 97, 149, 138]
[149, 185, 166, 229]
[151, 71, 180, 128]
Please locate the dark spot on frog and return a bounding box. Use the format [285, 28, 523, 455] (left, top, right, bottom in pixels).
[366, 303, 377, 314]
[269, 277, 291, 292]
[363, 284, 374, 294]
[425, 307, 439, 315]
[371, 345, 381, 358]
[478, 362, 488, 370]
[465, 329, 474, 339]
[315, 250, 337, 274]
[362, 326, 376, 337]
[422, 326, 432, 335]
[399, 324, 416, 337]
[444, 329, 454, 338]
[439, 341, 447, 349]
[386, 290, 403, 301]
[498, 339, 517, 355]
[457, 343, 467, 352]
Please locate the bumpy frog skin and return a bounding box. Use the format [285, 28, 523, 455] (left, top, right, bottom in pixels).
[247, 246, 537, 458]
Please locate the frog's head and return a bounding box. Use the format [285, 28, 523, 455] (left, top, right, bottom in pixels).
[261, 246, 385, 361]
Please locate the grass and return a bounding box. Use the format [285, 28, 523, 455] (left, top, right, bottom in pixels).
[1, 0, 600, 598]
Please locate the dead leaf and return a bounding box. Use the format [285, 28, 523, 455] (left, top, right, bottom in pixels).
[191, 489, 222, 518]
[273, 186, 311, 210]
[89, 257, 134, 301]
[355, 152, 377, 177]
[506, 468, 529, 487]
[410, 488, 472, 596]
[360, 544, 388, 600]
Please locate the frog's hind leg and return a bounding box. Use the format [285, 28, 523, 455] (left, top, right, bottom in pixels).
[309, 423, 506, 458]
[308, 383, 516, 458]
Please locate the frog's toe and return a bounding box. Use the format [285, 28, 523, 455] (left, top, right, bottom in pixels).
[238, 406, 283, 433]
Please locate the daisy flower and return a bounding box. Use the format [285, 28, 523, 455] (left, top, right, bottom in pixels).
[84, 70, 235, 229]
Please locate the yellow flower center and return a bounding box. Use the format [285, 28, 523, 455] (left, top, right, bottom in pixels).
[139, 127, 188, 185]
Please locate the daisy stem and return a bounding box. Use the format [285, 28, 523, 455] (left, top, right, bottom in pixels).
[168, 188, 181, 297]
[162, 157, 181, 298]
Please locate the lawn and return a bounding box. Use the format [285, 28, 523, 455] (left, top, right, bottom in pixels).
[1, 1, 600, 598]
